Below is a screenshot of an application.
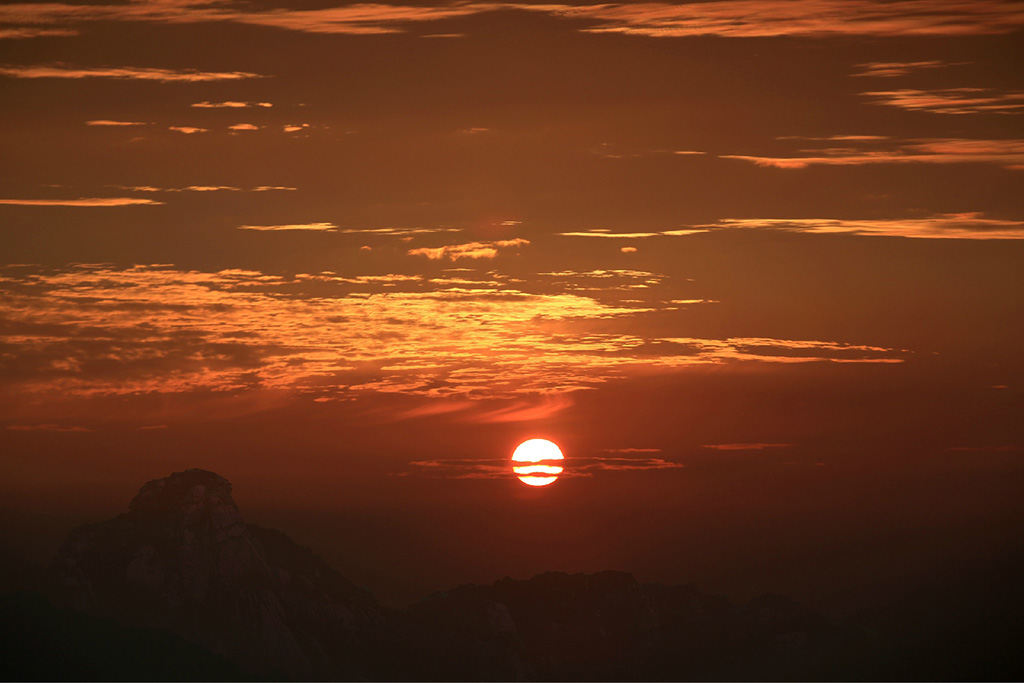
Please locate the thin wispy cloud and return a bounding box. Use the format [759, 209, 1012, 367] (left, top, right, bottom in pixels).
[238, 222, 337, 231]
[118, 185, 295, 193]
[337, 227, 461, 236]
[405, 454, 686, 479]
[5, 0, 1022, 39]
[723, 137, 1024, 168]
[602, 447, 663, 453]
[850, 60, 965, 78]
[168, 126, 207, 134]
[6, 423, 94, 432]
[558, 229, 706, 238]
[0, 27, 78, 39]
[704, 213, 1024, 239]
[534, 1, 1024, 38]
[85, 120, 148, 126]
[228, 123, 260, 131]
[702, 443, 794, 451]
[0, 197, 162, 206]
[192, 101, 272, 108]
[0, 2, 491, 37]
[408, 238, 529, 260]
[0, 64, 265, 82]
[861, 88, 1024, 114]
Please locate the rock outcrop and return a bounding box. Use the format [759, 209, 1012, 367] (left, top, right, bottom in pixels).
[55, 469, 389, 680]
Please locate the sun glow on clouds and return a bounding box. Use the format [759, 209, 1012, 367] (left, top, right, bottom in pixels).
[0, 265, 905, 406]
[407, 454, 685, 480]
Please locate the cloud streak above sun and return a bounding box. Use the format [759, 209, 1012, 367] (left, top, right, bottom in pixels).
[0, 264, 905, 409]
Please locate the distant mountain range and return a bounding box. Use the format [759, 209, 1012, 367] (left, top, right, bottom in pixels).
[2, 468, 1022, 681]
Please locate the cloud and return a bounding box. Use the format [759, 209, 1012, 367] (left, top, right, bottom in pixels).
[408, 238, 529, 260]
[168, 126, 207, 134]
[7, 0, 1022, 40]
[861, 88, 1024, 114]
[0, 197, 162, 206]
[703, 214, 1024, 239]
[723, 137, 1024, 168]
[118, 185, 295, 193]
[0, 265, 904, 405]
[6, 423, 94, 432]
[776, 135, 889, 141]
[459, 395, 574, 423]
[0, 2, 493, 37]
[850, 60, 965, 78]
[0, 64, 265, 82]
[621, 246, 638, 253]
[558, 229, 706, 238]
[701, 443, 794, 450]
[337, 227, 461, 236]
[228, 123, 260, 131]
[533, 1, 1024, 38]
[86, 120, 148, 126]
[0, 27, 78, 39]
[238, 222, 337, 231]
[601, 447, 662, 453]
[405, 454, 686, 479]
[192, 101, 272, 108]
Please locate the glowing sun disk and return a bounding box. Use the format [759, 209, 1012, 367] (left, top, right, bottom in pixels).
[512, 438, 564, 486]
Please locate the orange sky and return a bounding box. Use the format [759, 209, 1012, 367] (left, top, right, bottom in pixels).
[1, 0, 1023, 609]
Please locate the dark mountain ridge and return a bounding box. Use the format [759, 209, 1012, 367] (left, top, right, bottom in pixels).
[2, 468, 1021, 681]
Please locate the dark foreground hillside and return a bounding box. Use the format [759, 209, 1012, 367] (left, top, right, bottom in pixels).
[2, 469, 1021, 681]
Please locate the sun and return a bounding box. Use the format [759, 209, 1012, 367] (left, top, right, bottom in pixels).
[511, 438, 564, 487]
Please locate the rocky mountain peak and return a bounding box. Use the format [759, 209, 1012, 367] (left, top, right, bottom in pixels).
[128, 468, 235, 516]
[55, 469, 389, 680]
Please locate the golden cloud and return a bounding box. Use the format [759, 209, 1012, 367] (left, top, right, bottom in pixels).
[723, 137, 1024, 168]
[238, 222, 337, 231]
[0, 64, 264, 81]
[0, 197, 162, 206]
[703, 214, 1024, 239]
[408, 238, 529, 260]
[0, 265, 905, 405]
[861, 88, 1024, 114]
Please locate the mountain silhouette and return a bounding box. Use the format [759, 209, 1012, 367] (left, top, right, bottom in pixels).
[1, 468, 1020, 680]
[52, 469, 391, 680]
